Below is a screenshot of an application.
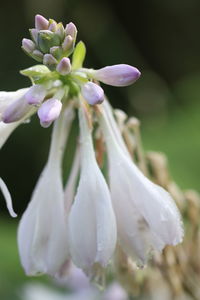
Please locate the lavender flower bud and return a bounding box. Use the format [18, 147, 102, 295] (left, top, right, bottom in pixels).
[22, 39, 35, 53]
[55, 23, 65, 40]
[43, 54, 58, 69]
[81, 82, 104, 105]
[37, 98, 62, 128]
[56, 57, 71, 75]
[65, 22, 77, 39]
[25, 85, 46, 105]
[35, 14, 49, 30]
[29, 28, 39, 44]
[62, 35, 73, 52]
[48, 19, 57, 32]
[92, 64, 141, 87]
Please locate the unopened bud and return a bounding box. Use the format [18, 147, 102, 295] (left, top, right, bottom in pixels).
[35, 14, 49, 30]
[43, 54, 58, 69]
[81, 82, 104, 105]
[22, 39, 35, 53]
[56, 23, 65, 40]
[92, 64, 141, 87]
[65, 22, 77, 39]
[48, 19, 57, 32]
[56, 57, 71, 75]
[25, 85, 47, 105]
[37, 98, 62, 128]
[62, 35, 73, 52]
[29, 28, 39, 43]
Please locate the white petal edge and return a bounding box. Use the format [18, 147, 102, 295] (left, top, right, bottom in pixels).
[0, 177, 17, 217]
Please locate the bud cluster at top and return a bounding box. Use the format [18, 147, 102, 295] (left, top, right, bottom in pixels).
[22, 15, 77, 70]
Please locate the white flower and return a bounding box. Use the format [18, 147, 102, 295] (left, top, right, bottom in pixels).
[17, 106, 75, 275]
[0, 88, 29, 120]
[68, 103, 117, 273]
[99, 105, 183, 264]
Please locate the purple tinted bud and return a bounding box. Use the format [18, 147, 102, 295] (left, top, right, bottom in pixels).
[93, 64, 141, 87]
[37, 98, 62, 128]
[48, 20, 57, 32]
[56, 57, 71, 75]
[22, 39, 35, 53]
[35, 14, 49, 30]
[43, 54, 57, 67]
[62, 35, 73, 52]
[3, 96, 31, 123]
[29, 28, 39, 43]
[65, 22, 77, 39]
[25, 85, 46, 105]
[81, 82, 104, 105]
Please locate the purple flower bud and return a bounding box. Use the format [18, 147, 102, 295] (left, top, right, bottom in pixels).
[48, 20, 57, 32]
[62, 35, 73, 52]
[56, 57, 71, 75]
[35, 14, 49, 30]
[25, 85, 47, 105]
[29, 28, 39, 43]
[22, 39, 35, 53]
[93, 64, 141, 87]
[43, 54, 57, 67]
[81, 82, 104, 105]
[3, 95, 31, 123]
[37, 98, 62, 128]
[65, 22, 77, 39]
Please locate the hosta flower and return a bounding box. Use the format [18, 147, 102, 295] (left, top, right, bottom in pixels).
[98, 105, 183, 264]
[0, 13, 184, 288]
[68, 103, 117, 273]
[17, 106, 74, 275]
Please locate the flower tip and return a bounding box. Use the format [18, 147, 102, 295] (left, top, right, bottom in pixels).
[81, 82, 104, 105]
[22, 38, 35, 53]
[35, 14, 49, 30]
[93, 64, 141, 87]
[38, 98, 62, 128]
[65, 22, 77, 38]
[56, 57, 71, 75]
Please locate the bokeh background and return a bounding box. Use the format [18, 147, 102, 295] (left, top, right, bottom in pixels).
[0, 0, 200, 299]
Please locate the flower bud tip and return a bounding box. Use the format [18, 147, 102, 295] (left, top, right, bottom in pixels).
[35, 14, 49, 30]
[56, 57, 71, 75]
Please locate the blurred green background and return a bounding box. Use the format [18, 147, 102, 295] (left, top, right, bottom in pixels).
[0, 0, 200, 299]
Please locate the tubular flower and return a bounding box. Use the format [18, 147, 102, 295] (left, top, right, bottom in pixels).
[0, 14, 184, 287]
[98, 105, 183, 265]
[17, 106, 74, 275]
[68, 102, 117, 274]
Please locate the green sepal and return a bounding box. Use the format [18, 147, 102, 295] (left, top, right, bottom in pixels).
[20, 65, 50, 77]
[72, 41, 86, 70]
[38, 31, 61, 53]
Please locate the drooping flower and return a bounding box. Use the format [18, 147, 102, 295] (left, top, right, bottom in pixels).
[68, 102, 117, 274]
[17, 106, 74, 275]
[98, 104, 183, 264]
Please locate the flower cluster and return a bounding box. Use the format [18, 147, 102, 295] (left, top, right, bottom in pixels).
[0, 15, 183, 283]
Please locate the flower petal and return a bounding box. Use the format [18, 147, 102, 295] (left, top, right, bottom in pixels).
[0, 178, 17, 217]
